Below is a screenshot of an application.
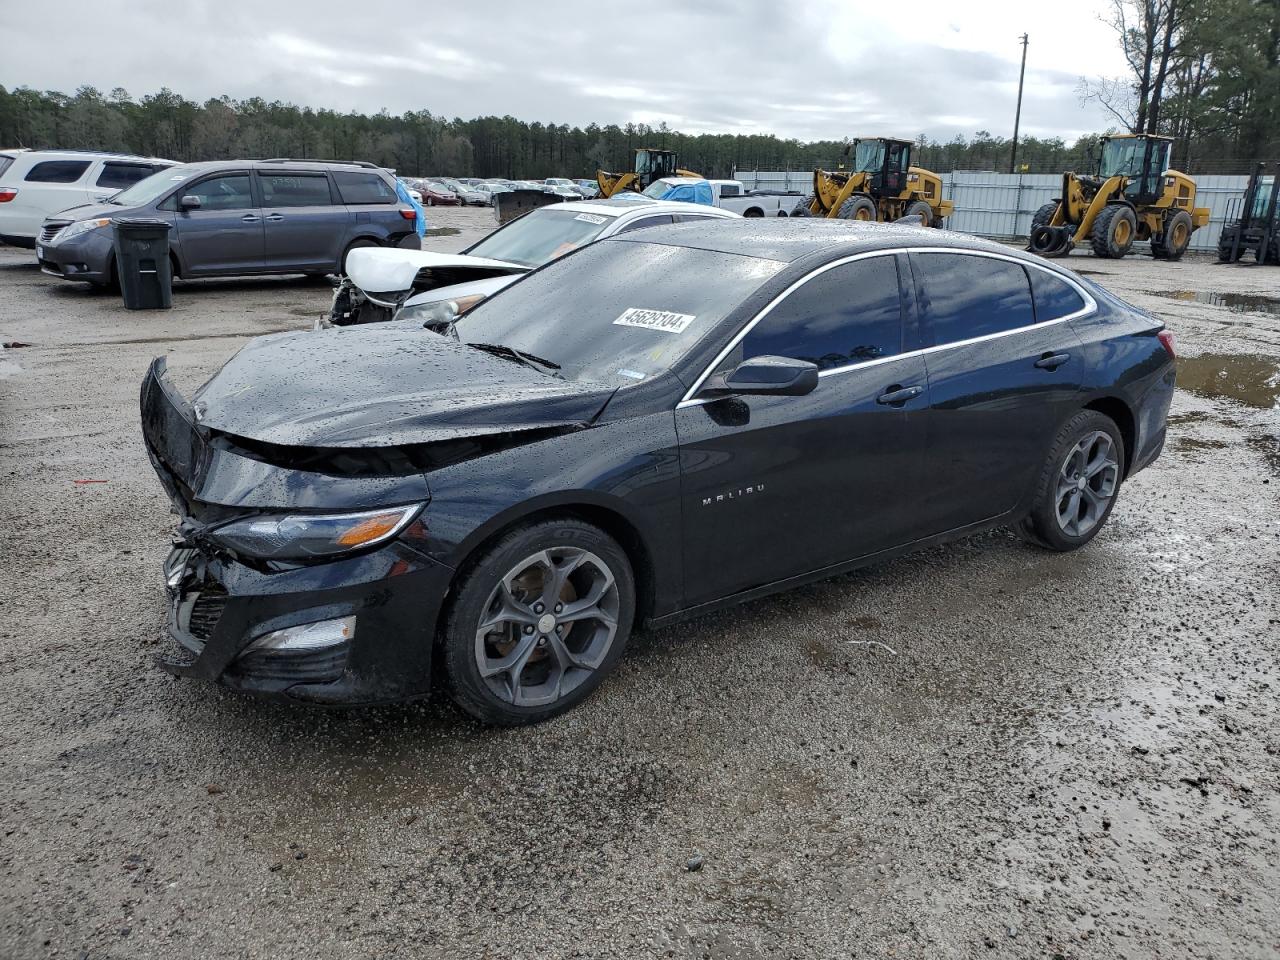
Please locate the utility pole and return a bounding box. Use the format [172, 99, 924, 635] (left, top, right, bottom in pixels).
[1010, 33, 1029, 174]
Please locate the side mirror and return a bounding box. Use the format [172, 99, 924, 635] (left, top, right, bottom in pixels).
[703, 355, 819, 398]
[178, 195, 202, 210]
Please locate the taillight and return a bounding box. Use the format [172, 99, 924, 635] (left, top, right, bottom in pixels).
[1157, 329, 1175, 358]
[0, 188, 17, 203]
[399, 208, 416, 220]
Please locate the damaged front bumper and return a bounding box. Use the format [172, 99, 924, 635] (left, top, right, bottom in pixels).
[141, 357, 452, 705]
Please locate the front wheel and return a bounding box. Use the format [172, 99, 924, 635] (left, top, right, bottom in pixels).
[1019, 410, 1124, 551]
[442, 519, 635, 725]
[1090, 204, 1136, 259]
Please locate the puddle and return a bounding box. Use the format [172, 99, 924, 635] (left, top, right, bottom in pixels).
[1176, 353, 1280, 409]
[1148, 290, 1280, 315]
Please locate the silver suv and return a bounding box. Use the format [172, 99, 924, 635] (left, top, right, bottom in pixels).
[36, 159, 418, 288]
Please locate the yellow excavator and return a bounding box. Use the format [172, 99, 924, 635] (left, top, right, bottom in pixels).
[596, 148, 700, 198]
[1027, 133, 1210, 260]
[791, 137, 954, 226]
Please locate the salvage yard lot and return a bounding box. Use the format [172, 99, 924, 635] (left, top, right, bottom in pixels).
[1, 207, 1278, 959]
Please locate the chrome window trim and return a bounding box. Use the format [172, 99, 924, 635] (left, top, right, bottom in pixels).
[676, 245, 1097, 409]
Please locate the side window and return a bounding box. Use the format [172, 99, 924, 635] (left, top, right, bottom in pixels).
[260, 173, 334, 207]
[333, 171, 396, 204]
[914, 253, 1034, 344]
[616, 214, 675, 234]
[0, 155, 18, 178]
[1029, 268, 1087, 322]
[732, 256, 904, 371]
[181, 174, 254, 211]
[96, 162, 158, 190]
[25, 160, 92, 183]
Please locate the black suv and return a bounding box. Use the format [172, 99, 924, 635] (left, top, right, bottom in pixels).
[37, 159, 418, 287]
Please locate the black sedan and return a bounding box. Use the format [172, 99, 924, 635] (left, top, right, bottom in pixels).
[141, 219, 1175, 724]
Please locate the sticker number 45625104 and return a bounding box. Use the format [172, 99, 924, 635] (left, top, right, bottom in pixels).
[613, 307, 696, 334]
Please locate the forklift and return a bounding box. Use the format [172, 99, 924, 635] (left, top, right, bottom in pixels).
[792, 137, 954, 226]
[1218, 162, 1278, 264]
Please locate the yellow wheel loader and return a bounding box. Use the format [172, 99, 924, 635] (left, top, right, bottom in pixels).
[596, 148, 700, 198]
[1027, 134, 1210, 260]
[790, 137, 954, 226]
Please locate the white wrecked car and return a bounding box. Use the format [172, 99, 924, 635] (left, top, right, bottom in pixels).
[325, 198, 739, 330]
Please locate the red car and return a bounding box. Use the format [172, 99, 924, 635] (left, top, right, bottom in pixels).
[420, 180, 461, 206]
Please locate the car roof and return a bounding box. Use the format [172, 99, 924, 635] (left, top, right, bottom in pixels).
[605, 217, 1033, 264]
[560, 198, 737, 218]
[1, 148, 173, 163]
[155, 159, 394, 175]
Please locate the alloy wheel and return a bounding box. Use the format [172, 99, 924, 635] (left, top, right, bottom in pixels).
[474, 547, 620, 707]
[1055, 431, 1119, 537]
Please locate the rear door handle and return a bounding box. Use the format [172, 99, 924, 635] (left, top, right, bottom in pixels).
[241, 214, 261, 223]
[876, 384, 924, 406]
[264, 214, 285, 222]
[1035, 352, 1071, 370]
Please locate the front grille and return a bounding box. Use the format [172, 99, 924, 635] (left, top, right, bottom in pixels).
[39, 222, 69, 245]
[186, 583, 228, 641]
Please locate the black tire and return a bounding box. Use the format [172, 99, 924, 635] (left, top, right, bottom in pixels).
[838, 195, 877, 222]
[791, 195, 815, 217]
[1020, 410, 1125, 552]
[1217, 227, 1244, 263]
[1260, 231, 1280, 266]
[442, 518, 636, 726]
[901, 200, 933, 227]
[1031, 202, 1059, 232]
[743, 207, 764, 218]
[341, 238, 378, 273]
[1154, 209, 1193, 261]
[776, 209, 788, 217]
[1090, 204, 1136, 259]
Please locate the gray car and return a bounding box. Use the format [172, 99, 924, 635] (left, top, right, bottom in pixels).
[36, 159, 419, 287]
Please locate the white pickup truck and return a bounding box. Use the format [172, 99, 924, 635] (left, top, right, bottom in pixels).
[639, 176, 802, 216]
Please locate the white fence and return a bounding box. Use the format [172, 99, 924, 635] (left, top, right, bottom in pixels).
[732, 169, 1252, 253]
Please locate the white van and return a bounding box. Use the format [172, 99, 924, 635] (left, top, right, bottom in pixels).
[0, 149, 175, 247]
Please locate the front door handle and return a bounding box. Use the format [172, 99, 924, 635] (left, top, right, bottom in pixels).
[241, 214, 261, 223]
[876, 384, 924, 406]
[1035, 352, 1071, 370]
[264, 213, 285, 222]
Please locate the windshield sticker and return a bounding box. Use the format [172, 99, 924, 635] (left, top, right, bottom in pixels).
[574, 213, 607, 224]
[613, 307, 696, 334]
[616, 368, 646, 380]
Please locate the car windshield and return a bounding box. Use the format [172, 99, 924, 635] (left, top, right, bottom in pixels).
[106, 163, 196, 206]
[463, 207, 619, 267]
[642, 179, 676, 199]
[454, 240, 784, 386]
[1100, 139, 1155, 177]
[853, 140, 885, 173]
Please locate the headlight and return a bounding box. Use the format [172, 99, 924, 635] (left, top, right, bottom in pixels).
[53, 217, 113, 244]
[395, 294, 485, 327]
[208, 504, 423, 560]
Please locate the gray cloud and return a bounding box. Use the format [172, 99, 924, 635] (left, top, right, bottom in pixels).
[2, 0, 1111, 143]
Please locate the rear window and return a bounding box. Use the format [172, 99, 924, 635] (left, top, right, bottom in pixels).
[333, 171, 396, 204]
[25, 160, 92, 184]
[1030, 268, 1088, 321]
[96, 162, 163, 190]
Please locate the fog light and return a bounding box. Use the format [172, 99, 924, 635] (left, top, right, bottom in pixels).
[246, 616, 355, 654]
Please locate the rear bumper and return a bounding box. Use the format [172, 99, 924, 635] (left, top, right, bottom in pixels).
[0, 233, 36, 249]
[1131, 360, 1176, 476]
[159, 541, 452, 705]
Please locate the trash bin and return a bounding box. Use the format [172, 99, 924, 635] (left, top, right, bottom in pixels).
[112, 217, 173, 310]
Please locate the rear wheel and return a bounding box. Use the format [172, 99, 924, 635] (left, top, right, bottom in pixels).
[1019, 410, 1124, 552]
[838, 195, 877, 222]
[791, 195, 815, 217]
[1154, 210, 1193, 260]
[743, 207, 764, 218]
[341, 238, 378, 274]
[1090, 205, 1136, 259]
[442, 519, 635, 726]
[903, 200, 933, 227]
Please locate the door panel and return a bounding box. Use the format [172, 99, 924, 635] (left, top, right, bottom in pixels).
[908, 251, 1084, 534]
[677, 356, 931, 605]
[676, 253, 929, 606]
[258, 172, 347, 270]
[171, 173, 264, 275]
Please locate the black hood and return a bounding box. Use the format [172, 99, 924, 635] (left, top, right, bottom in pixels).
[191, 322, 617, 448]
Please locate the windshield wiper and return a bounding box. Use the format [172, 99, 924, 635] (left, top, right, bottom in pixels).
[467, 341, 562, 376]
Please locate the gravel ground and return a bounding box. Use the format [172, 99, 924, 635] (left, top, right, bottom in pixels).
[1, 209, 1278, 960]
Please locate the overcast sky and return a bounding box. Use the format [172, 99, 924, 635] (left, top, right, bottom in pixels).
[4, 0, 1129, 143]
